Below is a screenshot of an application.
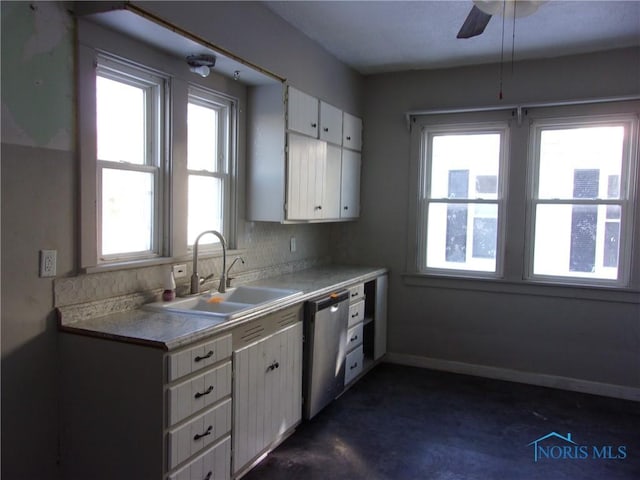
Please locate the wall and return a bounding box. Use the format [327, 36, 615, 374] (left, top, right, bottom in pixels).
[343, 47, 640, 397]
[0, 2, 363, 479]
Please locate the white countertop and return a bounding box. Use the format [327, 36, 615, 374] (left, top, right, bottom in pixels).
[58, 265, 387, 350]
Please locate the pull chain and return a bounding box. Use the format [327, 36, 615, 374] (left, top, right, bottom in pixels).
[499, 0, 506, 100]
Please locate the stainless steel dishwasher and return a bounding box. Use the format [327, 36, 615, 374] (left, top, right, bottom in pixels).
[303, 290, 350, 419]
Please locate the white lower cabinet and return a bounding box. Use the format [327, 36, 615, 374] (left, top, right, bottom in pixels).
[345, 345, 364, 385]
[232, 308, 303, 476]
[168, 436, 231, 480]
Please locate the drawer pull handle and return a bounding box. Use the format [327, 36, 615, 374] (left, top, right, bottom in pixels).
[194, 385, 214, 399]
[194, 350, 214, 362]
[204, 472, 212, 480]
[194, 425, 213, 441]
[350, 335, 359, 342]
[351, 292, 359, 298]
[267, 361, 280, 372]
[350, 362, 359, 370]
[351, 312, 359, 318]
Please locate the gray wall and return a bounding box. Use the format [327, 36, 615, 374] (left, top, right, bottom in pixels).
[343, 47, 640, 392]
[0, 2, 362, 479]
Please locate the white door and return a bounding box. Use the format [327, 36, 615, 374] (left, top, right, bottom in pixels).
[287, 86, 319, 138]
[319, 102, 343, 145]
[287, 133, 327, 220]
[340, 149, 361, 218]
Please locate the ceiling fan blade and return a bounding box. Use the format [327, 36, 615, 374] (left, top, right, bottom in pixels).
[457, 5, 492, 39]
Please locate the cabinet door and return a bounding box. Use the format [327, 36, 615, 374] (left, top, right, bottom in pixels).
[340, 149, 361, 218]
[287, 86, 318, 138]
[287, 133, 327, 220]
[233, 322, 302, 474]
[343, 112, 362, 151]
[319, 101, 343, 145]
[374, 274, 388, 360]
[324, 144, 342, 219]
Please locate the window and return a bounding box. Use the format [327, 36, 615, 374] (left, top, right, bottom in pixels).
[187, 86, 232, 247]
[410, 103, 638, 289]
[96, 57, 165, 261]
[529, 117, 637, 285]
[418, 124, 508, 275]
[78, 35, 239, 268]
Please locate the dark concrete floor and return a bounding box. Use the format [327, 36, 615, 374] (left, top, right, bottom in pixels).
[243, 363, 640, 480]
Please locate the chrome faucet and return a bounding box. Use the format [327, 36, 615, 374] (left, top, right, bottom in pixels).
[191, 230, 227, 295]
[226, 257, 245, 288]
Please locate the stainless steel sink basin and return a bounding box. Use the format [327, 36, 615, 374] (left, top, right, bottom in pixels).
[143, 285, 302, 320]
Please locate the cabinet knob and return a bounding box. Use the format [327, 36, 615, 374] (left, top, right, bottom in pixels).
[311, 122, 317, 128]
[350, 362, 359, 370]
[315, 205, 322, 210]
[346, 136, 351, 141]
[344, 206, 349, 210]
[204, 472, 212, 480]
[323, 127, 329, 132]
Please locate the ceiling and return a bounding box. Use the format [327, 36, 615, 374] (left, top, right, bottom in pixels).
[263, 0, 640, 75]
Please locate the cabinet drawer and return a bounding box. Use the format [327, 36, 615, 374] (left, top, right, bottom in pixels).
[168, 435, 231, 480]
[346, 322, 364, 352]
[344, 345, 364, 386]
[167, 398, 232, 470]
[168, 334, 232, 382]
[168, 362, 232, 426]
[348, 299, 365, 328]
[348, 283, 365, 304]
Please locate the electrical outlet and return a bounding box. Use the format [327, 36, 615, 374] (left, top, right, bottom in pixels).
[290, 236, 297, 253]
[40, 250, 57, 278]
[172, 264, 187, 279]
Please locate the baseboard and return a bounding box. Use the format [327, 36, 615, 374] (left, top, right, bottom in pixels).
[385, 352, 640, 402]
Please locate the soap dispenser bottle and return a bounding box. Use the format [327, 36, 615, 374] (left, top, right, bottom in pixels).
[162, 268, 176, 301]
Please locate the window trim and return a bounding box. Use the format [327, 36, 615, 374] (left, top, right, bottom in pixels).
[525, 114, 639, 287]
[415, 120, 510, 279]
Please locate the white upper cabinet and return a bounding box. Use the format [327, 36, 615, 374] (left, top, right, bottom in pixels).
[319, 101, 343, 145]
[247, 83, 362, 223]
[324, 144, 343, 218]
[287, 86, 319, 138]
[287, 134, 327, 221]
[343, 112, 363, 151]
[340, 149, 361, 219]
[286, 135, 342, 221]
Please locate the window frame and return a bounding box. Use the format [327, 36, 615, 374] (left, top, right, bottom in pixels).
[525, 114, 639, 287]
[186, 84, 235, 250]
[416, 120, 510, 278]
[95, 55, 167, 262]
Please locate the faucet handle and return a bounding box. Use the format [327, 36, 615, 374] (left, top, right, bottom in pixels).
[199, 273, 215, 286]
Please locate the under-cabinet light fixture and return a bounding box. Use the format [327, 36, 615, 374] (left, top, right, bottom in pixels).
[187, 54, 216, 78]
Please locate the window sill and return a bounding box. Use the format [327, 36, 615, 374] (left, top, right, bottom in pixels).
[84, 248, 247, 275]
[402, 273, 640, 304]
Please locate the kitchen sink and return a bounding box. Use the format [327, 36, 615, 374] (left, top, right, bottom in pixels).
[143, 285, 302, 320]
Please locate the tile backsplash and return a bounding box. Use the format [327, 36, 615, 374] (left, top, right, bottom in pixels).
[55, 222, 334, 319]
